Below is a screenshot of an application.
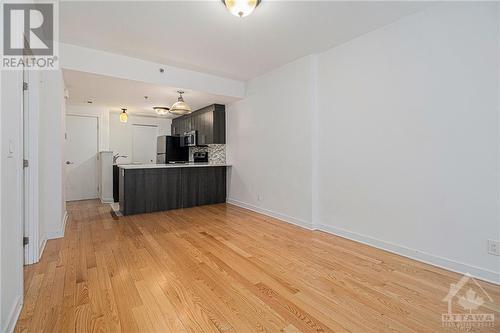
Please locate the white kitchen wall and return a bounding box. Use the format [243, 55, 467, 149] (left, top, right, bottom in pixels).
[0, 69, 24, 333]
[227, 2, 500, 283]
[226, 56, 313, 228]
[109, 112, 171, 164]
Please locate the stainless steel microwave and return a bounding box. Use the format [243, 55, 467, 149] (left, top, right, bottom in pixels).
[183, 130, 197, 147]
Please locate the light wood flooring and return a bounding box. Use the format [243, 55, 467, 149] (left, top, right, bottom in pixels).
[15, 200, 500, 332]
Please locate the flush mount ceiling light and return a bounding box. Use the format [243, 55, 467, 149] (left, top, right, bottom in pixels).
[222, 0, 261, 18]
[153, 106, 170, 116]
[119, 108, 128, 123]
[169, 91, 192, 115]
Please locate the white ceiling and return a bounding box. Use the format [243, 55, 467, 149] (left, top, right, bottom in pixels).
[60, 1, 433, 81]
[63, 69, 239, 117]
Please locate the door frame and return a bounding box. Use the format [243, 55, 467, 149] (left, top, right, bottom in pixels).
[23, 70, 40, 265]
[65, 114, 101, 201]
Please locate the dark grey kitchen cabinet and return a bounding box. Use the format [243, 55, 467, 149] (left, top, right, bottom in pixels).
[197, 110, 213, 145]
[213, 105, 226, 144]
[119, 167, 183, 215]
[181, 166, 226, 208]
[172, 116, 188, 135]
[171, 104, 225, 144]
[174, 117, 188, 135]
[119, 166, 227, 216]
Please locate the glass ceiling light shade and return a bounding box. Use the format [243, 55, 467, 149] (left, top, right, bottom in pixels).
[153, 106, 170, 115]
[169, 91, 192, 115]
[222, 0, 261, 18]
[119, 108, 128, 123]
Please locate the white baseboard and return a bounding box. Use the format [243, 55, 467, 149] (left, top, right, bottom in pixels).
[3, 295, 23, 333]
[38, 235, 47, 261]
[47, 211, 68, 240]
[100, 197, 114, 204]
[225, 198, 499, 286]
[227, 198, 313, 230]
[317, 224, 500, 285]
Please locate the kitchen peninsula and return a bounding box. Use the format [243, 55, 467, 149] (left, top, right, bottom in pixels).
[119, 163, 229, 216]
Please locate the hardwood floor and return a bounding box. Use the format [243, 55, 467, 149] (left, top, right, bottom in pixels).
[15, 200, 500, 332]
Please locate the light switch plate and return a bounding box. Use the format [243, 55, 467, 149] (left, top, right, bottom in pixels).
[488, 240, 500, 256]
[7, 139, 14, 158]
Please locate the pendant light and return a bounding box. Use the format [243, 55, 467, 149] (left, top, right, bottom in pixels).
[222, 0, 261, 18]
[169, 91, 192, 115]
[153, 106, 170, 116]
[119, 108, 128, 123]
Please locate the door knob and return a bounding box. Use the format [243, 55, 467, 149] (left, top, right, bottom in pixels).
[66, 161, 74, 165]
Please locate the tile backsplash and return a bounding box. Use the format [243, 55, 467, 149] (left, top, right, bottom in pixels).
[189, 144, 226, 164]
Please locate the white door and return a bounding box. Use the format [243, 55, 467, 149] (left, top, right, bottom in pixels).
[132, 125, 158, 164]
[66, 115, 99, 201]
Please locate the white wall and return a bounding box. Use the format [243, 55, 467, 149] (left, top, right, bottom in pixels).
[497, 1, 500, 248]
[0, 70, 2, 333]
[65, 106, 171, 164]
[39, 70, 67, 241]
[316, 1, 499, 283]
[109, 112, 171, 164]
[0, 70, 2, 332]
[227, 2, 500, 283]
[227, 56, 313, 227]
[0, 70, 24, 333]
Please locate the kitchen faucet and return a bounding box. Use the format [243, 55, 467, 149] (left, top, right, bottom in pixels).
[113, 154, 128, 164]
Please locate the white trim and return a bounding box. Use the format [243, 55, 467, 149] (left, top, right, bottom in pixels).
[100, 197, 114, 204]
[47, 211, 68, 240]
[226, 198, 314, 230]
[226, 198, 499, 285]
[3, 295, 23, 333]
[317, 224, 500, 285]
[38, 235, 47, 261]
[23, 69, 40, 265]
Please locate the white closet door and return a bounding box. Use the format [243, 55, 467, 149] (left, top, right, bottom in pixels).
[132, 125, 158, 164]
[66, 115, 99, 201]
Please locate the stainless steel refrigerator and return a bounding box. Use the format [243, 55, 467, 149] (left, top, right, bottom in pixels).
[156, 135, 189, 164]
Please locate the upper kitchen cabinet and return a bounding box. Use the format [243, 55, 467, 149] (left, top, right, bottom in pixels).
[172, 104, 226, 145]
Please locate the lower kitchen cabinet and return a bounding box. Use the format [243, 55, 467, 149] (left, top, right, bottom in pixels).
[119, 166, 227, 216]
[181, 167, 226, 208]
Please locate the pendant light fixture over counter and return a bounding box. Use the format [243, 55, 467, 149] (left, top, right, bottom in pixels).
[169, 91, 192, 115]
[119, 108, 128, 123]
[153, 106, 170, 116]
[222, 0, 261, 18]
